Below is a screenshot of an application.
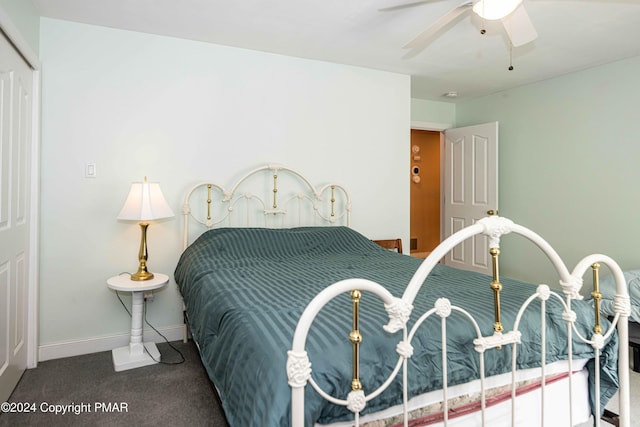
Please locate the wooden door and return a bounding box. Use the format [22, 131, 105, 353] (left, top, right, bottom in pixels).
[409, 130, 440, 258]
[443, 122, 498, 274]
[0, 30, 34, 402]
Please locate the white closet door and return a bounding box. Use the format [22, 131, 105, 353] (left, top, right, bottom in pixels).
[0, 30, 33, 402]
[443, 122, 498, 275]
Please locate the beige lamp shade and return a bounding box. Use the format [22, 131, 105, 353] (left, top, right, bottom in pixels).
[117, 178, 173, 281]
[117, 179, 174, 221]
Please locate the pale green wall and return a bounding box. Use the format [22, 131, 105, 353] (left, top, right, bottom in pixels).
[411, 98, 456, 126]
[39, 18, 410, 352]
[456, 55, 640, 286]
[0, 0, 39, 53]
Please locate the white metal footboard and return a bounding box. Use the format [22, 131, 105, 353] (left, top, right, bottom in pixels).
[288, 216, 631, 427]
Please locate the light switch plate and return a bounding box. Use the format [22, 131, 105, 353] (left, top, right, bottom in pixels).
[85, 163, 97, 178]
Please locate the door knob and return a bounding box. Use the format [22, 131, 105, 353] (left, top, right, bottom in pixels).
[487, 210, 498, 216]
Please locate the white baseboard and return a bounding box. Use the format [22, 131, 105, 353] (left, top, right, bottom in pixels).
[38, 325, 186, 362]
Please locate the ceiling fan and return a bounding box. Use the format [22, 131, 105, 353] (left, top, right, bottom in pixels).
[387, 0, 538, 60]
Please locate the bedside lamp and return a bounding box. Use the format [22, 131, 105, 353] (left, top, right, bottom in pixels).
[117, 177, 174, 281]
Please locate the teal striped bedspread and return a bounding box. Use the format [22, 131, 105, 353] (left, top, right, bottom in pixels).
[174, 226, 618, 426]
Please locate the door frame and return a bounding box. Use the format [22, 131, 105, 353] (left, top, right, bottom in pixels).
[0, 6, 42, 369]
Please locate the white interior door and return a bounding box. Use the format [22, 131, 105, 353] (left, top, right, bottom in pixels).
[0, 30, 33, 402]
[443, 122, 498, 274]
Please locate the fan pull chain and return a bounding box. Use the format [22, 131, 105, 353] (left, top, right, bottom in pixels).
[509, 42, 514, 71]
[508, 15, 514, 71]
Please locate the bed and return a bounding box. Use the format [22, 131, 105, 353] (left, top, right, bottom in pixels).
[174, 164, 631, 427]
[588, 269, 640, 372]
[594, 270, 640, 324]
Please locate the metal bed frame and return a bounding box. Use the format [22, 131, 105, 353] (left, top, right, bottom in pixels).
[178, 164, 631, 426]
[288, 216, 631, 426]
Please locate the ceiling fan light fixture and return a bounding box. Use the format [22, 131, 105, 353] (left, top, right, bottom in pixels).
[473, 0, 523, 20]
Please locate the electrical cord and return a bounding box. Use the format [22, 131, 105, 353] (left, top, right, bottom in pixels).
[143, 299, 185, 365]
[114, 273, 185, 365]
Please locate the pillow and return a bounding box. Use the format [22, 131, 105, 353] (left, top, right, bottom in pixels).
[594, 269, 640, 323]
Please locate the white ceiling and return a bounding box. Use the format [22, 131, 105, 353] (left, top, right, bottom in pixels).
[30, 0, 640, 101]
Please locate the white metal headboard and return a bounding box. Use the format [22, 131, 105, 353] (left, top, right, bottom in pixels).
[181, 164, 351, 249]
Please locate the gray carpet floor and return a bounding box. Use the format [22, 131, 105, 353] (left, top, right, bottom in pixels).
[0, 340, 229, 427]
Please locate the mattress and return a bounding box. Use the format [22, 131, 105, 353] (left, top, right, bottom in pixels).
[174, 226, 619, 426]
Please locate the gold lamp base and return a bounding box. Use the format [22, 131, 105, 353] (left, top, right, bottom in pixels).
[131, 222, 154, 281]
[131, 269, 154, 281]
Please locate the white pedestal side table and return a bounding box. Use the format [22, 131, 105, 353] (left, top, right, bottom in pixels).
[107, 273, 169, 372]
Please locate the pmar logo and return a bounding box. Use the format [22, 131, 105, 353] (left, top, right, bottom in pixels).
[94, 402, 129, 412]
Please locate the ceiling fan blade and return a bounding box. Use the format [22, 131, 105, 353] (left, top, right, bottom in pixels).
[378, 0, 444, 12]
[403, 1, 473, 49]
[501, 4, 537, 47]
